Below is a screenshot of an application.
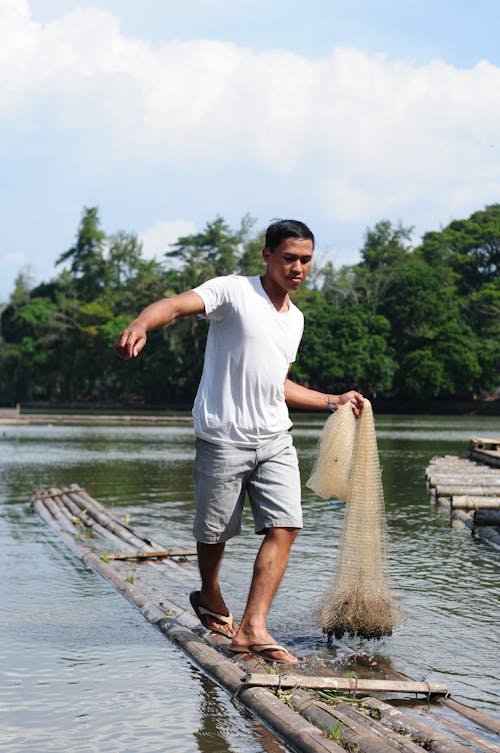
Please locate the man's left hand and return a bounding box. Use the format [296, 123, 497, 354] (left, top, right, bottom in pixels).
[337, 390, 365, 417]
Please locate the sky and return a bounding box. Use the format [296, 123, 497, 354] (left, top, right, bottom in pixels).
[1, 0, 500, 302]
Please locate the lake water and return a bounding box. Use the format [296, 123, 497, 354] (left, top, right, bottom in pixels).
[1, 413, 499, 752]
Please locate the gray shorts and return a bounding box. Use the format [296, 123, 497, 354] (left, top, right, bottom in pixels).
[193, 432, 302, 543]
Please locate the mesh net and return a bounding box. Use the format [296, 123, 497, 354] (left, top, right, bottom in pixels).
[306, 400, 401, 640]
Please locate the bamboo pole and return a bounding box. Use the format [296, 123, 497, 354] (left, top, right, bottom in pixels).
[435, 486, 500, 498]
[332, 702, 428, 753]
[68, 491, 152, 549]
[474, 509, 500, 527]
[362, 698, 473, 753]
[57, 491, 198, 589]
[437, 697, 500, 736]
[440, 472, 500, 479]
[451, 496, 500, 509]
[106, 549, 197, 560]
[291, 697, 401, 753]
[242, 675, 449, 696]
[355, 655, 500, 737]
[473, 526, 500, 549]
[451, 510, 473, 530]
[71, 486, 156, 544]
[438, 715, 500, 753]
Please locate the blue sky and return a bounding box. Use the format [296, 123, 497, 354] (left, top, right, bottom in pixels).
[1, 0, 500, 302]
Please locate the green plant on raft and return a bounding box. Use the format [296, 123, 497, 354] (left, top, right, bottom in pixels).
[100, 552, 110, 563]
[330, 722, 344, 742]
[124, 514, 131, 524]
[274, 687, 294, 706]
[75, 530, 94, 541]
[125, 574, 134, 584]
[316, 690, 361, 705]
[264, 664, 280, 675]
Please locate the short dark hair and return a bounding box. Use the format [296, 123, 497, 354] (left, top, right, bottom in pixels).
[264, 219, 315, 252]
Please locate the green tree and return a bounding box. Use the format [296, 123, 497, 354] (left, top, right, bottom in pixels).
[418, 204, 500, 293]
[57, 207, 107, 300]
[292, 289, 396, 398]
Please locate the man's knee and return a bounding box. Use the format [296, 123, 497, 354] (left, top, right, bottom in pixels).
[265, 526, 300, 543]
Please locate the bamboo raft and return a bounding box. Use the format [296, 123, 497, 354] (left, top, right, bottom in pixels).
[426, 441, 500, 549]
[32, 485, 500, 753]
[469, 437, 500, 469]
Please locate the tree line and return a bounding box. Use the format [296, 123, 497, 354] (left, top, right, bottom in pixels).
[0, 204, 498, 406]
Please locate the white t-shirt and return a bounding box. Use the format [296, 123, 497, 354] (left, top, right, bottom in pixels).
[192, 275, 304, 447]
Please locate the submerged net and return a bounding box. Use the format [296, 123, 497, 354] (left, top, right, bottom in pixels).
[306, 400, 401, 640]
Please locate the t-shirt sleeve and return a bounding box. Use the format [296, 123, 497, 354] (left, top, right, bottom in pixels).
[192, 276, 237, 321]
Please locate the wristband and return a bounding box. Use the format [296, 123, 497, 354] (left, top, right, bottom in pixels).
[327, 394, 336, 413]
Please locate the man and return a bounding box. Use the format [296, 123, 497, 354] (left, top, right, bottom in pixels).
[115, 219, 364, 663]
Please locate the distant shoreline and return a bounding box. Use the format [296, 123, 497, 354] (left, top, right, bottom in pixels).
[1, 398, 499, 424]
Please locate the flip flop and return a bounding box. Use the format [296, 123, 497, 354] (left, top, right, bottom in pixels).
[189, 590, 235, 638]
[229, 642, 298, 663]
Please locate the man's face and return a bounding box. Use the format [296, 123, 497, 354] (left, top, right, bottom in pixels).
[263, 237, 314, 292]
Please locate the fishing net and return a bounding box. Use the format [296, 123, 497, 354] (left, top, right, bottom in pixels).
[306, 400, 401, 640]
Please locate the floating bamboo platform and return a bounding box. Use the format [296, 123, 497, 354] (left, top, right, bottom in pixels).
[31, 485, 500, 753]
[426, 441, 500, 549]
[469, 437, 500, 468]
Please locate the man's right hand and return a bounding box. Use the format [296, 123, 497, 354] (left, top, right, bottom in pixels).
[114, 325, 147, 360]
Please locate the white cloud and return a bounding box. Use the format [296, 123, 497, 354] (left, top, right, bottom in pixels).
[1, 1, 499, 235]
[140, 219, 197, 259]
[2, 250, 28, 267]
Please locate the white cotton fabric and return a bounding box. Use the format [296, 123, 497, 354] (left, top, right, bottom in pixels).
[192, 275, 304, 447]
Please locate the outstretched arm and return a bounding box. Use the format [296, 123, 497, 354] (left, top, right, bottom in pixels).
[285, 379, 364, 417]
[114, 290, 205, 360]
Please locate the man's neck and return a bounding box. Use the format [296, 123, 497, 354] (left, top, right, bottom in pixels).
[260, 275, 290, 312]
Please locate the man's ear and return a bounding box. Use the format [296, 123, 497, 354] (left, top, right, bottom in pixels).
[262, 247, 270, 263]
